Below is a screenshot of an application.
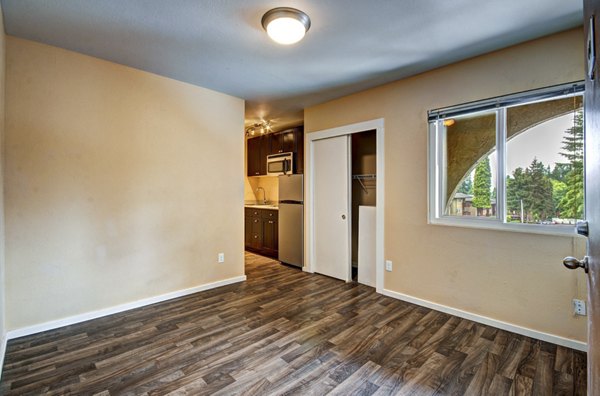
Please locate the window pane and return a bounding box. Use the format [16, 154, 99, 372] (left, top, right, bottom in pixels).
[505, 96, 584, 225]
[443, 111, 497, 218]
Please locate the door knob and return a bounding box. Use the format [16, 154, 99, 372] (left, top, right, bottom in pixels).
[563, 256, 589, 273]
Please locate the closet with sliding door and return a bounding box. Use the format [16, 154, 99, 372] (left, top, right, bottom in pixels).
[351, 130, 377, 286]
[312, 128, 377, 285]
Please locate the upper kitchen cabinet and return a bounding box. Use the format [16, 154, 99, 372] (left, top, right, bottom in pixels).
[247, 126, 304, 176]
[259, 135, 270, 175]
[247, 135, 271, 176]
[271, 127, 304, 174]
[270, 128, 297, 154]
[247, 135, 262, 176]
[295, 128, 304, 174]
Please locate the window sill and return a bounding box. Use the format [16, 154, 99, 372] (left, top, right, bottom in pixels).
[429, 216, 583, 238]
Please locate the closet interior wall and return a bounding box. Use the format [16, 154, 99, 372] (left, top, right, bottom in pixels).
[351, 130, 377, 268]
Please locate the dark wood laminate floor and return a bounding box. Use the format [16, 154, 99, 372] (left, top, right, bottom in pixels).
[0, 252, 587, 395]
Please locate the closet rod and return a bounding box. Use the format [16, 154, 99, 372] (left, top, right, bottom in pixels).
[352, 174, 376, 193]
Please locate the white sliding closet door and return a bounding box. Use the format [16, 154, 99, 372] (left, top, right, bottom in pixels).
[313, 135, 351, 281]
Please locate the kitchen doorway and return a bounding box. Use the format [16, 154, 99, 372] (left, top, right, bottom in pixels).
[305, 119, 385, 292]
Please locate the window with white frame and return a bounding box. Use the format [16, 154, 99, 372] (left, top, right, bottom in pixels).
[428, 82, 585, 234]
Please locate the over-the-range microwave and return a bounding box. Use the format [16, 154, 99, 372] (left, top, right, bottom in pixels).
[266, 152, 293, 176]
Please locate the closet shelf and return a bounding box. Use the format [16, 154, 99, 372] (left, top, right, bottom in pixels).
[352, 174, 376, 194]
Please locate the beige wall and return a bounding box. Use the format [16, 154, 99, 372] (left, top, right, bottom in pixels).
[4, 37, 245, 330]
[305, 28, 588, 342]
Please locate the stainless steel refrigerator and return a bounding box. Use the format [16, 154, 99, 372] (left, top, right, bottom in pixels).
[278, 174, 303, 268]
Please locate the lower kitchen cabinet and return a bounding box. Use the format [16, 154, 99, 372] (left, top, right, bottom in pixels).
[245, 208, 278, 259]
[262, 217, 278, 258]
[250, 216, 263, 250]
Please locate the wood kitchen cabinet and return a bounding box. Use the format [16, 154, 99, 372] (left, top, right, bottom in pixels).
[247, 136, 262, 176]
[244, 215, 254, 248]
[295, 128, 304, 174]
[244, 208, 278, 259]
[259, 135, 269, 175]
[262, 218, 278, 258]
[270, 128, 296, 154]
[246, 126, 304, 176]
[246, 135, 271, 176]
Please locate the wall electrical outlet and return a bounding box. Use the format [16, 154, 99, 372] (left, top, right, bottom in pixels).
[218, 253, 225, 263]
[385, 260, 393, 272]
[573, 299, 586, 316]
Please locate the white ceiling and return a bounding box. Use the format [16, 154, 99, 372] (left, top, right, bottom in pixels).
[1, 0, 583, 130]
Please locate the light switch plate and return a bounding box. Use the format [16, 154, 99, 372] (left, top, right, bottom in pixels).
[385, 260, 392, 272]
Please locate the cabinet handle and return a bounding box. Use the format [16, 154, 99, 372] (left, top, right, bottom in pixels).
[255, 172, 259, 175]
[254, 235, 258, 239]
[254, 219, 258, 223]
[268, 221, 273, 224]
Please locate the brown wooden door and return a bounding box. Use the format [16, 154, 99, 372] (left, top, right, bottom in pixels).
[583, 3, 600, 393]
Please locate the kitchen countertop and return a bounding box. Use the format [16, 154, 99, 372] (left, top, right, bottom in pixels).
[245, 204, 279, 210]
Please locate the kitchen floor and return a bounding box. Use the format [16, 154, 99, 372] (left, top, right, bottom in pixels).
[1, 252, 587, 395]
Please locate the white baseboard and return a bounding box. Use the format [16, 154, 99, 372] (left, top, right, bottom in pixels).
[6, 275, 247, 340]
[0, 333, 6, 380]
[380, 288, 587, 352]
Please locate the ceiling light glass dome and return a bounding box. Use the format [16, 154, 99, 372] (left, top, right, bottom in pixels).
[261, 7, 311, 45]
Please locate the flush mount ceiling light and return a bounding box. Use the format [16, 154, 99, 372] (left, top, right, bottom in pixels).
[261, 7, 311, 45]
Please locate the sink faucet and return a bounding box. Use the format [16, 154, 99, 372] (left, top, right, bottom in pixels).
[256, 187, 267, 204]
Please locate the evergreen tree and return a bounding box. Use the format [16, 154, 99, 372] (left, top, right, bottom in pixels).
[560, 110, 584, 164]
[507, 160, 554, 223]
[560, 161, 584, 219]
[551, 179, 567, 215]
[457, 177, 473, 195]
[559, 109, 584, 219]
[524, 158, 554, 222]
[506, 167, 527, 215]
[550, 163, 570, 183]
[472, 158, 492, 209]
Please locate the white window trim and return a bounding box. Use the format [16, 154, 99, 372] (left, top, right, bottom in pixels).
[427, 83, 584, 237]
